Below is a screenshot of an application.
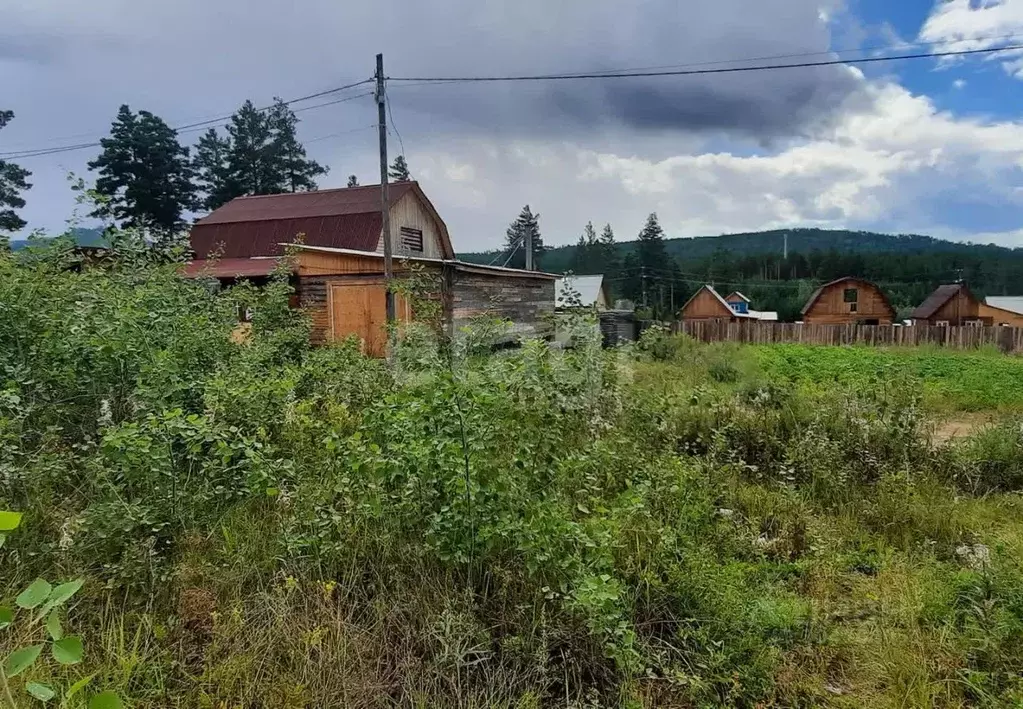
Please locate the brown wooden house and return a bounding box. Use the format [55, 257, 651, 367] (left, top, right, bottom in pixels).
[801, 277, 895, 325]
[679, 285, 746, 322]
[184, 183, 557, 355]
[911, 284, 985, 326]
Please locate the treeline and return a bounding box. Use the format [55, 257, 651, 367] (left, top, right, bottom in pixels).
[0, 104, 412, 237]
[475, 219, 1023, 320]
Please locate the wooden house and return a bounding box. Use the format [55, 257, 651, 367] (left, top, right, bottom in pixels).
[982, 297, 1023, 327]
[801, 277, 895, 325]
[185, 183, 557, 355]
[911, 284, 986, 326]
[679, 285, 746, 322]
[724, 291, 750, 314]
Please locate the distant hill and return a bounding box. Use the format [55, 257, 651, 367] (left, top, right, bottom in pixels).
[9, 227, 105, 251]
[458, 228, 1018, 272]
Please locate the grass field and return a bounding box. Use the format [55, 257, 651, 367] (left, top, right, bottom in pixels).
[4, 247, 1023, 708]
[750, 343, 1023, 413]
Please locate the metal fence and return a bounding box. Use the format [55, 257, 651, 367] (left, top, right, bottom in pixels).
[674, 320, 1023, 353]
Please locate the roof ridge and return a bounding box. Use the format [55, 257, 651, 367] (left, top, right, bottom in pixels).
[231, 181, 417, 201]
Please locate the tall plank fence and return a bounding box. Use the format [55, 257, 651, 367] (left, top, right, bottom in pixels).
[674, 320, 1023, 354]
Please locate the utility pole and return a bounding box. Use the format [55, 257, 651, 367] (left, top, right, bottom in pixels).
[641, 266, 647, 308]
[524, 224, 534, 271]
[783, 232, 788, 261]
[376, 53, 396, 330]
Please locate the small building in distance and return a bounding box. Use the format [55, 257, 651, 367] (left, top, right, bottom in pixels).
[725, 291, 750, 314]
[982, 297, 1023, 327]
[555, 275, 610, 309]
[801, 276, 895, 325]
[911, 283, 985, 326]
[185, 183, 557, 355]
[679, 285, 778, 322]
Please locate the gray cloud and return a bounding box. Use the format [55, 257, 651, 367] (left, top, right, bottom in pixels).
[4, 0, 1005, 248]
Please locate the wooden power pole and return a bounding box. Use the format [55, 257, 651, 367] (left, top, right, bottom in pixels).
[524, 225, 534, 271]
[376, 53, 396, 328]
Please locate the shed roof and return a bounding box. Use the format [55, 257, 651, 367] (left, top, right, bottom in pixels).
[800, 276, 895, 317]
[725, 291, 750, 303]
[911, 283, 971, 319]
[181, 257, 282, 279]
[985, 296, 1023, 315]
[292, 244, 560, 280]
[555, 275, 606, 307]
[189, 182, 454, 260]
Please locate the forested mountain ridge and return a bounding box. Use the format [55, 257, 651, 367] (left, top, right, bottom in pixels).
[460, 228, 1019, 270]
[460, 227, 1023, 321]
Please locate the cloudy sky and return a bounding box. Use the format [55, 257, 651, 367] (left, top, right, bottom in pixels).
[5, 0, 1023, 250]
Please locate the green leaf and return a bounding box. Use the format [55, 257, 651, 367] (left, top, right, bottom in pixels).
[26, 682, 55, 702]
[52, 635, 84, 665]
[17, 578, 52, 609]
[88, 691, 123, 709]
[0, 511, 22, 531]
[46, 609, 63, 641]
[0, 606, 12, 630]
[46, 579, 84, 608]
[64, 672, 97, 701]
[0, 532, 6, 549]
[5, 644, 43, 677]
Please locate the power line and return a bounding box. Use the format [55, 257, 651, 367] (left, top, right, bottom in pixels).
[305, 123, 378, 144]
[0, 79, 375, 160]
[518, 31, 1023, 78]
[388, 44, 1023, 83]
[385, 85, 407, 160]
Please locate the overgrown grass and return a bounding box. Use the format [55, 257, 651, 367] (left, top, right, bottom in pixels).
[4, 247, 1023, 707]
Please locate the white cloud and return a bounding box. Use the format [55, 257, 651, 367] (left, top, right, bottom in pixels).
[918, 0, 1023, 78]
[410, 79, 1023, 250]
[953, 78, 967, 88]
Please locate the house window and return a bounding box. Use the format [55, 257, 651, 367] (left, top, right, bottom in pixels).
[843, 288, 858, 303]
[400, 227, 424, 252]
[850, 302, 858, 313]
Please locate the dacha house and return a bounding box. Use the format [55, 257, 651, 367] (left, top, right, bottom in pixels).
[679, 285, 778, 322]
[185, 182, 556, 355]
[800, 277, 895, 325]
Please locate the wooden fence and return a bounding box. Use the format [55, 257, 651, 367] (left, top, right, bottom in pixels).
[673, 320, 1023, 353]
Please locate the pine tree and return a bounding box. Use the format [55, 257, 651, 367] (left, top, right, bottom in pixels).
[637, 212, 668, 267]
[571, 221, 598, 273]
[636, 213, 671, 316]
[0, 111, 31, 234]
[194, 99, 327, 211]
[192, 128, 236, 211]
[225, 100, 278, 196]
[267, 98, 327, 193]
[598, 223, 620, 277]
[504, 205, 543, 270]
[347, 175, 359, 188]
[388, 155, 410, 182]
[88, 105, 195, 232]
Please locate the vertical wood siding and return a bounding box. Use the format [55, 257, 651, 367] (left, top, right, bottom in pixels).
[374, 192, 445, 259]
[804, 281, 894, 324]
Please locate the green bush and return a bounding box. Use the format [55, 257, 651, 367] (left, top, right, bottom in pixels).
[4, 241, 1023, 707]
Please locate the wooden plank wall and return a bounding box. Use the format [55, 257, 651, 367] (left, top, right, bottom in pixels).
[673, 320, 1023, 353]
[451, 274, 555, 340]
[804, 281, 893, 324]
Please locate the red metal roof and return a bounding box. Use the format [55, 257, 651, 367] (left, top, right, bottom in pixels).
[188, 182, 456, 260]
[196, 183, 416, 225]
[190, 213, 383, 259]
[181, 257, 282, 279]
